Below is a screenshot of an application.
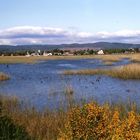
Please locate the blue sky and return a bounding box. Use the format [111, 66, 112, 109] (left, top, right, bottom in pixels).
[0, 0, 140, 45]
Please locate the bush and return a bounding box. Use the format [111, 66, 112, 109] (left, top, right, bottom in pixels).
[60, 102, 140, 140]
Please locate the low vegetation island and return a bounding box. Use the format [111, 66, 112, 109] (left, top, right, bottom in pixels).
[0, 72, 10, 81]
[64, 63, 140, 80]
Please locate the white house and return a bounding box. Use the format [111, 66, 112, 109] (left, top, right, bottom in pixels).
[97, 50, 104, 55]
[43, 52, 52, 56]
[47, 53, 53, 56]
[30, 53, 40, 56]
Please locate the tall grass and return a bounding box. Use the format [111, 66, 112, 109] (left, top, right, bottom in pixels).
[0, 95, 67, 140]
[1, 95, 140, 139]
[63, 63, 140, 80]
[0, 72, 10, 81]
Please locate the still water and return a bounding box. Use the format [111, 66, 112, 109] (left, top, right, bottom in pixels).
[0, 58, 140, 109]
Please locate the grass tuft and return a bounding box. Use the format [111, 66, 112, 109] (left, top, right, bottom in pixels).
[0, 72, 10, 81]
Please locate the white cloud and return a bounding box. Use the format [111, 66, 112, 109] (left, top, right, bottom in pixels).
[0, 26, 140, 45]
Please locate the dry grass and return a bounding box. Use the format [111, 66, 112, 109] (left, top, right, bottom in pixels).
[0, 53, 140, 64]
[1, 95, 140, 139]
[0, 55, 100, 64]
[0, 72, 10, 81]
[0, 56, 38, 64]
[0, 54, 132, 64]
[63, 63, 140, 80]
[0, 95, 66, 140]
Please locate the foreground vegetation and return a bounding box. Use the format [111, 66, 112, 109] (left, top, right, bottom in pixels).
[1, 95, 140, 139]
[64, 63, 140, 80]
[0, 72, 10, 81]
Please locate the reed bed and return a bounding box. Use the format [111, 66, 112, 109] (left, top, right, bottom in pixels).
[0, 95, 66, 140]
[0, 53, 140, 64]
[0, 55, 111, 64]
[1, 95, 140, 139]
[63, 63, 140, 80]
[0, 56, 38, 64]
[0, 72, 10, 81]
[0, 55, 102, 64]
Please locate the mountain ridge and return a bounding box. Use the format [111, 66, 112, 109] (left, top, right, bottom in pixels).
[0, 42, 140, 52]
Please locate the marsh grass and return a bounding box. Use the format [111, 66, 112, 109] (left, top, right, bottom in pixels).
[0, 95, 67, 140]
[1, 95, 140, 139]
[0, 53, 140, 65]
[0, 53, 140, 64]
[0, 56, 38, 64]
[0, 56, 101, 64]
[0, 72, 10, 81]
[63, 63, 140, 80]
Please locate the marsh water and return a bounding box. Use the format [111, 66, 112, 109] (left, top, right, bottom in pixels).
[0, 58, 140, 110]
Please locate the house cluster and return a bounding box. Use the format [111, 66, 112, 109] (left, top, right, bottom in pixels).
[25, 49, 74, 57]
[25, 49, 105, 57]
[2, 47, 138, 57]
[26, 50, 53, 57]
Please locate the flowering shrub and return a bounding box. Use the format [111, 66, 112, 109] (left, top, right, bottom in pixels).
[60, 102, 140, 140]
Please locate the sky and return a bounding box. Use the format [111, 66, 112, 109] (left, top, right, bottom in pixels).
[0, 0, 140, 45]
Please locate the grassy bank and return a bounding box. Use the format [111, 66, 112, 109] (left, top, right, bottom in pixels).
[0, 72, 10, 81]
[0, 55, 103, 64]
[0, 56, 38, 64]
[0, 53, 140, 64]
[63, 63, 140, 80]
[1, 95, 140, 139]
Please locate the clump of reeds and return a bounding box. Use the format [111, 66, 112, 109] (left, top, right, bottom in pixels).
[64, 85, 75, 108]
[65, 85, 74, 96]
[63, 63, 140, 80]
[108, 63, 140, 79]
[0, 72, 10, 81]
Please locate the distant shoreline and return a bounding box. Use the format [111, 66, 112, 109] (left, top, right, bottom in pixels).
[0, 53, 140, 64]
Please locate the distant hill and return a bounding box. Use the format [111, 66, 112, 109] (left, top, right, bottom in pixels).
[0, 42, 140, 52]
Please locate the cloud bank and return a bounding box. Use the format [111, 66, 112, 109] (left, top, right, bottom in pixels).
[0, 26, 140, 45]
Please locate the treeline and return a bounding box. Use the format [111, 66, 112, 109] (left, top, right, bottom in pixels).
[0, 48, 140, 56]
[104, 48, 139, 54]
[0, 50, 31, 56]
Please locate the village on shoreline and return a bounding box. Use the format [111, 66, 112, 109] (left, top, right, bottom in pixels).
[0, 47, 140, 57]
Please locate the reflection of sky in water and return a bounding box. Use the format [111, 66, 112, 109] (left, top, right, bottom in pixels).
[0, 58, 140, 110]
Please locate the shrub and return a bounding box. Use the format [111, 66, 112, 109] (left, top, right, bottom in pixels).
[60, 102, 140, 140]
